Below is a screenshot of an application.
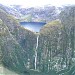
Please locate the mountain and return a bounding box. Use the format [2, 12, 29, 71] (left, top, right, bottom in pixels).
[0, 4, 75, 75]
[0, 4, 61, 22]
[0, 7, 37, 74]
[0, 4, 22, 19]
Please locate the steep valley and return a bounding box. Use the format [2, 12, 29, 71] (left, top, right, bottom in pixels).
[0, 5, 75, 75]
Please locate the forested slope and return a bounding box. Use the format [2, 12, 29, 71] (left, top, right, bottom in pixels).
[0, 5, 75, 75]
[0, 8, 37, 74]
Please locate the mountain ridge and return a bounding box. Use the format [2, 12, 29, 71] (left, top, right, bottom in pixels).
[0, 4, 61, 22]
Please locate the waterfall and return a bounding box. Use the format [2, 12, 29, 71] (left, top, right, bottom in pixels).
[34, 34, 39, 70]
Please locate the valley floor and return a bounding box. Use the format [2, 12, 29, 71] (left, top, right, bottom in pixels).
[0, 65, 18, 75]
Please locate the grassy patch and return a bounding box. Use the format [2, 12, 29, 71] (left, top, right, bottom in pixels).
[0, 65, 18, 75]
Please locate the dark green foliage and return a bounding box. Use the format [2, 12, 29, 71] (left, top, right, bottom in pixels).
[0, 5, 75, 75]
[38, 20, 62, 72]
[0, 8, 36, 74]
[0, 18, 26, 73]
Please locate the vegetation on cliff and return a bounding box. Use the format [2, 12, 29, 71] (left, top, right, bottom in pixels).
[0, 8, 37, 74]
[0, 5, 75, 75]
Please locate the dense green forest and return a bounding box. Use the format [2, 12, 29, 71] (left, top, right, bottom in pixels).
[0, 5, 75, 75]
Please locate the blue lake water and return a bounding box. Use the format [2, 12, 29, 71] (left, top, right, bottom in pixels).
[20, 22, 46, 32]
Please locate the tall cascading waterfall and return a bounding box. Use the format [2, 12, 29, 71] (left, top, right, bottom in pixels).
[34, 33, 39, 70]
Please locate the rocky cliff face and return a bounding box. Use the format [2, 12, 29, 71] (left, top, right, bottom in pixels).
[0, 4, 60, 22]
[0, 8, 37, 73]
[1, 5, 75, 75]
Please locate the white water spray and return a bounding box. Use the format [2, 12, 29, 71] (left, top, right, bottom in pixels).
[34, 34, 39, 70]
